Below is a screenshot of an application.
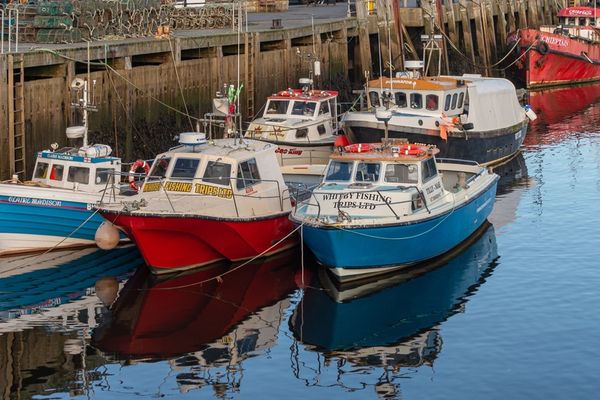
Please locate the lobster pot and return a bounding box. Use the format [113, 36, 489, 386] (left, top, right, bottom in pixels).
[79, 145, 113, 158]
[37, 1, 75, 16]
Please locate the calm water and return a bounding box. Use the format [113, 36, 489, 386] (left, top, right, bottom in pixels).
[1, 84, 600, 399]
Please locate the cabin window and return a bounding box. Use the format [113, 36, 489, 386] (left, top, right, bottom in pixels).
[579, 18, 586, 26]
[410, 93, 422, 109]
[319, 101, 330, 115]
[355, 162, 381, 182]
[236, 158, 261, 189]
[369, 91, 380, 108]
[395, 92, 407, 108]
[425, 95, 438, 111]
[96, 168, 113, 185]
[451, 93, 458, 109]
[317, 124, 327, 135]
[325, 161, 353, 182]
[329, 99, 337, 118]
[296, 128, 308, 139]
[149, 157, 171, 180]
[444, 94, 451, 111]
[34, 162, 49, 179]
[458, 92, 465, 108]
[421, 158, 438, 182]
[384, 164, 418, 184]
[68, 166, 90, 185]
[49, 164, 64, 181]
[171, 158, 200, 179]
[291, 101, 317, 116]
[202, 161, 232, 186]
[266, 100, 289, 114]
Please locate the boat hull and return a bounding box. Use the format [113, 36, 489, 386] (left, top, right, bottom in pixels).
[100, 211, 297, 272]
[508, 29, 600, 88]
[0, 194, 104, 255]
[262, 140, 334, 167]
[344, 122, 527, 165]
[294, 179, 498, 281]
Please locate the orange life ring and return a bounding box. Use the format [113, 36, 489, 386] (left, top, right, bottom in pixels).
[128, 159, 150, 192]
[279, 90, 291, 97]
[344, 143, 375, 153]
[399, 144, 425, 156]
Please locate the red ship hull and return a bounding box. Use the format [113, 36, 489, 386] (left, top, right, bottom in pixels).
[100, 211, 297, 272]
[509, 29, 600, 88]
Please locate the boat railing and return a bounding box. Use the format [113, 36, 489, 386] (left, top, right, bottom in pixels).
[296, 186, 423, 222]
[435, 158, 480, 166]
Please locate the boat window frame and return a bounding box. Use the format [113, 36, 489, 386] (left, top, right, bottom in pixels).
[324, 160, 355, 182]
[355, 161, 382, 183]
[410, 93, 423, 109]
[95, 167, 114, 185]
[444, 94, 451, 111]
[33, 162, 50, 179]
[421, 157, 438, 183]
[317, 124, 327, 135]
[368, 91, 381, 108]
[265, 99, 290, 115]
[202, 159, 232, 187]
[170, 157, 201, 180]
[395, 91, 407, 108]
[425, 94, 439, 111]
[291, 100, 317, 117]
[236, 158, 261, 190]
[49, 163, 64, 181]
[457, 92, 465, 109]
[451, 93, 458, 110]
[148, 157, 172, 181]
[67, 166, 91, 185]
[318, 100, 330, 116]
[383, 163, 419, 184]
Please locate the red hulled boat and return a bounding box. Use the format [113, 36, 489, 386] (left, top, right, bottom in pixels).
[96, 135, 297, 273]
[508, 6, 600, 88]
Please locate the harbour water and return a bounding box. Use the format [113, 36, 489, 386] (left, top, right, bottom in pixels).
[1, 85, 600, 399]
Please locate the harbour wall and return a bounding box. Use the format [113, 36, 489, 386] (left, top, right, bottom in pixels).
[0, 0, 561, 179]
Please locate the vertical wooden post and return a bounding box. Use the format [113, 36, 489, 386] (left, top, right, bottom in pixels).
[506, 0, 517, 33]
[356, 0, 373, 79]
[434, 0, 450, 74]
[391, 0, 405, 70]
[484, 0, 498, 62]
[0, 54, 9, 180]
[496, 0, 508, 52]
[518, 0, 528, 28]
[459, 0, 476, 66]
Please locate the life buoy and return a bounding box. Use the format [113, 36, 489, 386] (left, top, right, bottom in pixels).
[344, 143, 375, 153]
[128, 159, 150, 192]
[399, 144, 425, 156]
[278, 90, 290, 97]
[537, 41, 549, 55]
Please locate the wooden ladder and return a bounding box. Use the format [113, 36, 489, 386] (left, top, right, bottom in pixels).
[244, 33, 256, 120]
[8, 54, 26, 180]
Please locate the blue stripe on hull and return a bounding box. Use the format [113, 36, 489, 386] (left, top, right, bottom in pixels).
[0, 197, 103, 241]
[301, 181, 498, 269]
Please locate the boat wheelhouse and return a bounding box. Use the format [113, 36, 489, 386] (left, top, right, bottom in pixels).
[508, 6, 600, 88]
[245, 80, 338, 169]
[96, 135, 297, 273]
[341, 72, 534, 165]
[0, 145, 125, 255]
[290, 141, 499, 282]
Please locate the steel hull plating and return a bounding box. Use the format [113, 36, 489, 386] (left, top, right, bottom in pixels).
[296, 180, 498, 281]
[345, 123, 527, 165]
[0, 194, 104, 255]
[100, 211, 297, 271]
[510, 29, 600, 88]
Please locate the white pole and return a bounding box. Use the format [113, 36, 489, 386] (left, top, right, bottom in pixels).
[8, 8, 12, 53]
[15, 8, 18, 53]
[1, 9, 4, 55]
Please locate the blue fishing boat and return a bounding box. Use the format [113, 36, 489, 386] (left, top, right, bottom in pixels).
[290, 141, 499, 282]
[0, 78, 133, 255]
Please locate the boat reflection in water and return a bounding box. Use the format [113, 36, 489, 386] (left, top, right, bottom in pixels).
[92, 249, 301, 391]
[0, 245, 142, 397]
[289, 224, 498, 396]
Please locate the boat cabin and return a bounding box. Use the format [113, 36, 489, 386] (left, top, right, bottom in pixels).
[30, 146, 121, 193]
[309, 145, 447, 218]
[138, 137, 290, 216]
[366, 76, 468, 118]
[247, 88, 339, 142]
[544, 7, 600, 42]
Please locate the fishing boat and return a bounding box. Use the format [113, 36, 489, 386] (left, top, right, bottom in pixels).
[244, 79, 339, 186]
[508, 5, 600, 88]
[341, 62, 535, 165]
[290, 140, 499, 282]
[95, 134, 297, 273]
[0, 78, 130, 256]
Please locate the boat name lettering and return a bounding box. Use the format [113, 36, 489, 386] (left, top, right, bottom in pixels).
[194, 184, 233, 199]
[322, 192, 391, 203]
[7, 196, 62, 207]
[566, 9, 593, 17]
[275, 148, 303, 155]
[389, 79, 417, 87]
[164, 181, 193, 193]
[425, 181, 442, 194]
[142, 182, 162, 192]
[540, 35, 568, 47]
[44, 153, 76, 161]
